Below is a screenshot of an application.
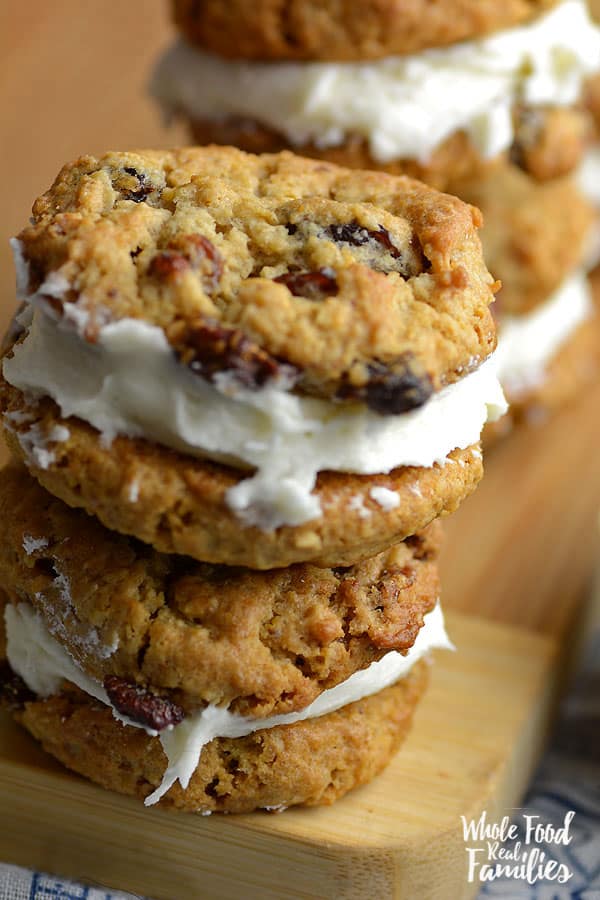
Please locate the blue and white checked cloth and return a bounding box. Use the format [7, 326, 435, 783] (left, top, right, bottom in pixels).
[477, 628, 600, 900]
[2, 632, 599, 900]
[0, 866, 142, 900]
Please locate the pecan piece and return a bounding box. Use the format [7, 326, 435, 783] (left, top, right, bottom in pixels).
[148, 234, 223, 294]
[338, 358, 433, 415]
[0, 661, 35, 711]
[148, 252, 190, 280]
[179, 318, 294, 389]
[274, 268, 338, 300]
[104, 675, 185, 731]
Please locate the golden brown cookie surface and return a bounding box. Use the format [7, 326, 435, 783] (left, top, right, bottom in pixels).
[0, 384, 482, 569]
[584, 72, 600, 133]
[0, 465, 440, 718]
[449, 166, 594, 315]
[15, 147, 496, 403]
[172, 0, 559, 61]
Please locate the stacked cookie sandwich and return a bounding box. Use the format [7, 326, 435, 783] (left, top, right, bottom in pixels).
[0, 147, 505, 812]
[152, 0, 600, 433]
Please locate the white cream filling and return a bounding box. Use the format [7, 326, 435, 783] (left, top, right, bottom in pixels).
[369, 486, 401, 510]
[570, 155, 600, 266]
[4, 601, 452, 807]
[3, 415, 70, 471]
[577, 146, 600, 207]
[150, 0, 600, 164]
[495, 269, 593, 397]
[3, 295, 506, 530]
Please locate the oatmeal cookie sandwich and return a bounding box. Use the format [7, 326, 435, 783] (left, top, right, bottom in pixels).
[151, 1, 600, 432]
[0, 465, 448, 812]
[0, 146, 505, 569]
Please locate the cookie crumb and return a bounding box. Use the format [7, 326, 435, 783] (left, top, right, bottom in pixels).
[22, 535, 49, 555]
[348, 494, 371, 519]
[369, 486, 400, 510]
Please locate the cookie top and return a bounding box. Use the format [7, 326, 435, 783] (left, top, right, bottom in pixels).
[0, 465, 440, 719]
[16, 147, 496, 405]
[171, 0, 559, 62]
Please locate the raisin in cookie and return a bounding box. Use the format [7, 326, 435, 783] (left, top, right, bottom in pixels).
[1, 573, 444, 812]
[10, 147, 496, 398]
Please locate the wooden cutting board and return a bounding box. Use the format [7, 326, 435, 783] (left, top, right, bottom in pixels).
[1, 2, 600, 897]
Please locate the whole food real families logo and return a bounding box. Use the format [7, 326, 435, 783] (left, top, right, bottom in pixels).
[461, 810, 575, 886]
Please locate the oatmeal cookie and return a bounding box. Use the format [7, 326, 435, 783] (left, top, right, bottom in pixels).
[12, 147, 496, 401]
[0, 386, 481, 569]
[1, 146, 497, 567]
[0, 464, 440, 718]
[7, 663, 428, 813]
[449, 166, 594, 315]
[171, 0, 559, 62]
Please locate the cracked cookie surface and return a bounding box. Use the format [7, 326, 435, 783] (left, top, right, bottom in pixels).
[0, 465, 440, 717]
[15, 146, 497, 403]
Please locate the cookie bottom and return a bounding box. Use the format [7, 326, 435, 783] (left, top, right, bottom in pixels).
[187, 105, 588, 193]
[0, 385, 482, 569]
[13, 662, 428, 814]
